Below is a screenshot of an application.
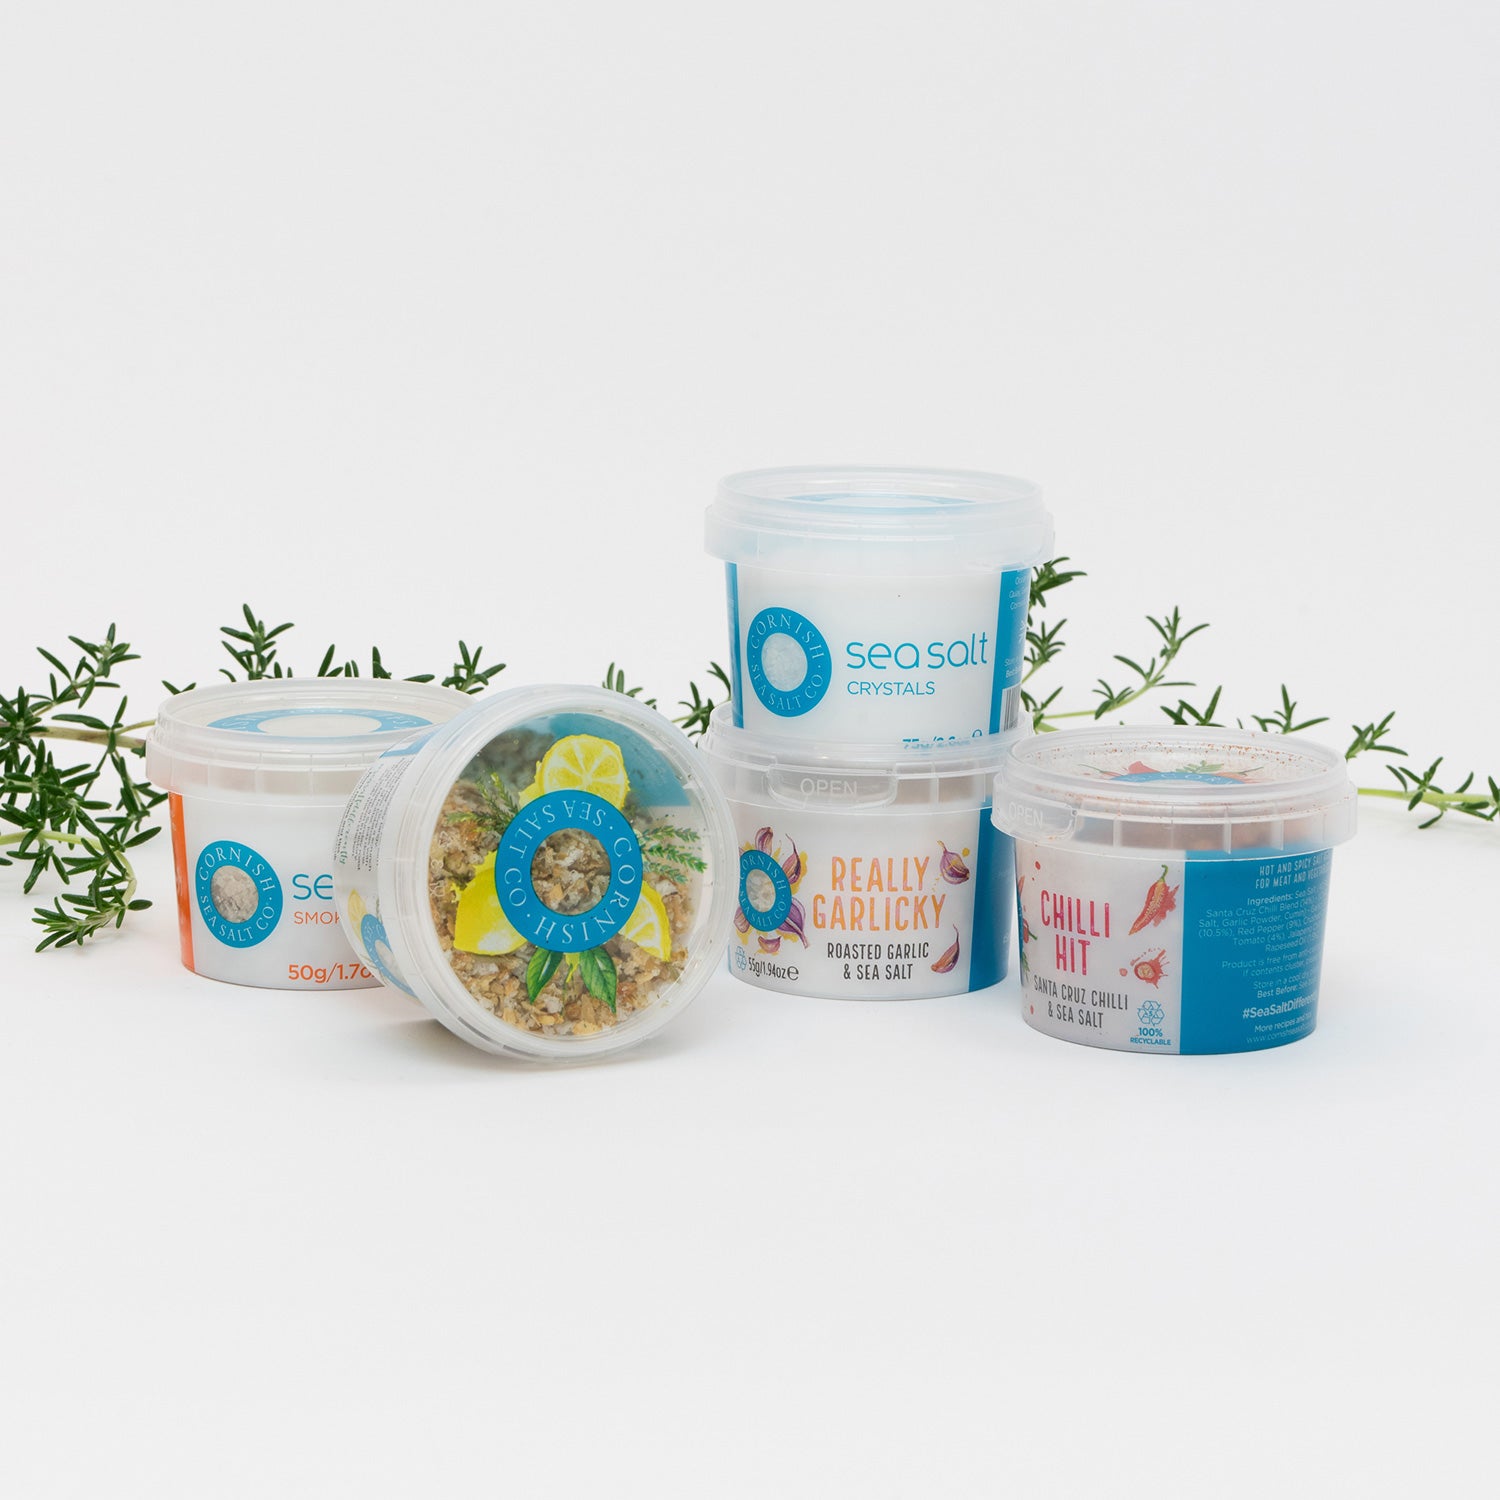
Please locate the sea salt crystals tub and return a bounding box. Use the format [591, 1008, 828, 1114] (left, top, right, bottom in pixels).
[145, 679, 470, 989]
[700, 708, 1022, 999]
[992, 727, 1358, 1055]
[330, 685, 737, 1059]
[705, 466, 1053, 746]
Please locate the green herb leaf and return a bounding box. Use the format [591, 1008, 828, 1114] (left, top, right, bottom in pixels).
[603, 663, 658, 709]
[526, 947, 563, 1001]
[675, 662, 732, 738]
[577, 946, 618, 1012]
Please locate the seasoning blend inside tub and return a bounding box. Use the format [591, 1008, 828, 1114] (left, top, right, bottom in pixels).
[145, 679, 470, 989]
[992, 727, 1357, 1054]
[331, 686, 737, 1059]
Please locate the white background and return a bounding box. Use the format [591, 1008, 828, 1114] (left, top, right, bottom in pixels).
[2, 3, 1497, 1495]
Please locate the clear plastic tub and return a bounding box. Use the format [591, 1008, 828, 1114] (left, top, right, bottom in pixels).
[705, 465, 1053, 746]
[992, 727, 1358, 1054]
[145, 679, 470, 989]
[700, 707, 1023, 999]
[330, 685, 737, 1060]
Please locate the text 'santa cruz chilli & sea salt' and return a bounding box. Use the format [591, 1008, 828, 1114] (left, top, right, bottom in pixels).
[330, 685, 737, 1060]
[145, 680, 469, 989]
[701, 708, 1024, 999]
[992, 727, 1357, 1054]
[704, 466, 1053, 746]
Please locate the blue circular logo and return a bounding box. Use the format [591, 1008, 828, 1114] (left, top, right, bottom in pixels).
[208, 706, 433, 734]
[745, 607, 831, 718]
[194, 840, 283, 947]
[360, 911, 415, 996]
[738, 848, 792, 933]
[493, 790, 643, 950]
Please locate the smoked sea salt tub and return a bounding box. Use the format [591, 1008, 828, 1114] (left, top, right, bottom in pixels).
[700, 708, 1023, 999]
[331, 686, 737, 1060]
[992, 727, 1358, 1055]
[705, 466, 1053, 746]
[145, 679, 469, 990]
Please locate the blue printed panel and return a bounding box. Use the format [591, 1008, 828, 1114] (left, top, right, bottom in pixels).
[969, 813, 1013, 989]
[988, 568, 1031, 731]
[1179, 849, 1333, 1054]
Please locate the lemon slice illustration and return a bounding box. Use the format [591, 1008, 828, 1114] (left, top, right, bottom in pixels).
[453, 853, 526, 955]
[536, 734, 630, 809]
[621, 884, 672, 961]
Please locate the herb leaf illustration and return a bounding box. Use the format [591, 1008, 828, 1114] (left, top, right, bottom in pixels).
[577, 946, 618, 1011]
[525, 947, 563, 1002]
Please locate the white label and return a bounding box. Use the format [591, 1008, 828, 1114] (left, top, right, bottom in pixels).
[171, 792, 376, 990]
[727, 565, 1029, 745]
[726, 802, 1011, 998]
[1015, 841, 1332, 1054]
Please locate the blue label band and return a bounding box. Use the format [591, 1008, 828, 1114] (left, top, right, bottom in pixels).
[493, 790, 643, 951]
[988, 568, 1030, 732]
[208, 706, 433, 734]
[745, 607, 831, 718]
[1111, 771, 1246, 785]
[738, 847, 793, 932]
[1178, 849, 1332, 1054]
[194, 840, 283, 947]
[727, 564, 745, 728]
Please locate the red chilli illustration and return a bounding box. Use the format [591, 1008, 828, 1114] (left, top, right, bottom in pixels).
[1129, 949, 1168, 987]
[1128, 864, 1179, 935]
[931, 926, 961, 974]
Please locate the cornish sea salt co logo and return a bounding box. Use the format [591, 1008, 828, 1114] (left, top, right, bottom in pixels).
[194, 840, 283, 947]
[493, 789, 643, 951]
[745, 607, 831, 717]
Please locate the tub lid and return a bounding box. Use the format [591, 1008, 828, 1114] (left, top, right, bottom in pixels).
[991, 726, 1358, 849]
[349, 684, 740, 1060]
[145, 679, 472, 792]
[700, 704, 1027, 810]
[705, 465, 1053, 575]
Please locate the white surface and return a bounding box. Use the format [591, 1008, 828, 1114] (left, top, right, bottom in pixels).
[1, 2, 1497, 1495]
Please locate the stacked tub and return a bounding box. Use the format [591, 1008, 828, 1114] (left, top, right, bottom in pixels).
[701, 467, 1054, 998]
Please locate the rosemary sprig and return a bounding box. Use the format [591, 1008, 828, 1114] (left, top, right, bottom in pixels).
[1017, 565, 1495, 833]
[1362, 757, 1498, 828]
[1023, 557, 1083, 685]
[602, 663, 657, 708]
[448, 771, 520, 840]
[675, 663, 731, 738]
[639, 822, 707, 883]
[216, 605, 506, 694]
[4, 611, 510, 950]
[1025, 606, 1209, 726]
[1, 627, 164, 948]
[1250, 685, 1329, 736]
[602, 658, 730, 741]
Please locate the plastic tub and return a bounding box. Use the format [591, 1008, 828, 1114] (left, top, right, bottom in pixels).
[705, 465, 1053, 746]
[992, 727, 1358, 1054]
[700, 707, 1022, 998]
[145, 679, 470, 989]
[330, 685, 737, 1059]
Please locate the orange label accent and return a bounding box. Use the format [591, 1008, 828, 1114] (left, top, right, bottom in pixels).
[169, 793, 195, 972]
